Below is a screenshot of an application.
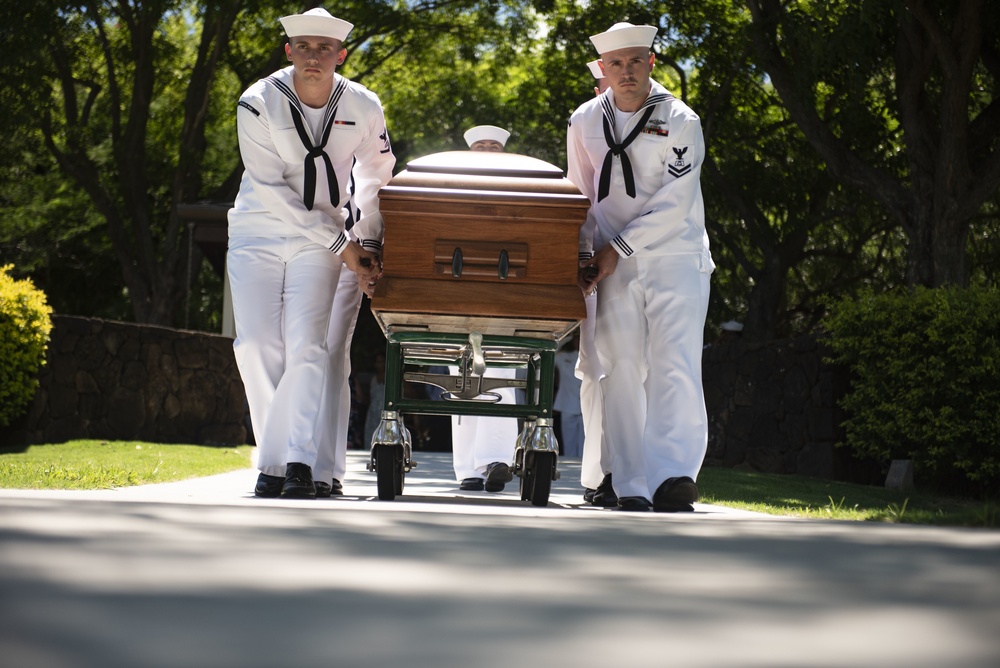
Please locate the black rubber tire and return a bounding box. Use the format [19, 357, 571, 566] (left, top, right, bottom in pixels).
[524, 450, 555, 507]
[375, 444, 403, 500]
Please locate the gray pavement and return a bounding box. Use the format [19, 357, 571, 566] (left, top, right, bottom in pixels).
[1, 450, 999, 667]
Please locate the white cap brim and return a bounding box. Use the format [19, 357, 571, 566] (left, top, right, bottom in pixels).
[587, 60, 605, 79]
[590, 22, 657, 55]
[463, 125, 510, 147]
[280, 8, 353, 41]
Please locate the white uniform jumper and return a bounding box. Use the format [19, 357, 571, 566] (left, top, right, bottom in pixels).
[228, 66, 394, 478]
[566, 79, 714, 501]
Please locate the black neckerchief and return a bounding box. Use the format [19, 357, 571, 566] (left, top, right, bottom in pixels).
[266, 74, 348, 211]
[597, 90, 671, 202]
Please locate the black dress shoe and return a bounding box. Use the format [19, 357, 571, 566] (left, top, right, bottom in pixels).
[653, 476, 698, 513]
[617, 496, 652, 512]
[460, 477, 485, 491]
[484, 461, 513, 492]
[281, 463, 316, 499]
[315, 479, 345, 498]
[255, 472, 284, 498]
[590, 473, 618, 507]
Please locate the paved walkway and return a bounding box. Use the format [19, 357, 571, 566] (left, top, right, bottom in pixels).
[1, 451, 999, 667]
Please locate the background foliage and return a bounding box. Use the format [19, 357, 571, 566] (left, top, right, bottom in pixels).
[824, 286, 1000, 497]
[0, 1, 997, 342]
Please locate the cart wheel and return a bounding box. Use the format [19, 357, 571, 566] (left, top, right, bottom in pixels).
[519, 466, 530, 502]
[523, 450, 555, 507]
[375, 443, 404, 500]
[516, 447, 531, 501]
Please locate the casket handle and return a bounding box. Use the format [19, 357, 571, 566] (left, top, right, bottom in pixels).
[498, 250, 509, 280]
[451, 247, 463, 278]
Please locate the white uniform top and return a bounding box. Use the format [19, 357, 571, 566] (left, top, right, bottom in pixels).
[228, 66, 395, 252]
[566, 79, 710, 262]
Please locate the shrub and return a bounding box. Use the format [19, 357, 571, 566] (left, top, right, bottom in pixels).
[824, 286, 1000, 497]
[0, 265, 53, 428]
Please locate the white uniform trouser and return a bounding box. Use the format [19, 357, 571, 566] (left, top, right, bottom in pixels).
[314, 266, 363, 485]
[228, 236, 341, 477]
[577, 292, 608, 489]
[450, 367, 519, 481]
[596, 253, 712, 500]
[559, 412, 585, 458]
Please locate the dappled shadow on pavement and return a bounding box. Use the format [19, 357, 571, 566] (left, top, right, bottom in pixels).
[2, 462, 1000, 668]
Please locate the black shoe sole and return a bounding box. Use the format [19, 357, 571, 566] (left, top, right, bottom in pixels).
[653, 477, 699, 513]
[459, 478, 485, 491]
[484, 463, 513, 492]
[254, 473, 284, 498]
[617, 496, 651, 512]
[281, 485, 316, 499]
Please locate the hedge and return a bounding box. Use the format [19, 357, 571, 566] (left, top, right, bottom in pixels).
[0, 265, 53, 428]
[824, 285, 1000, 497]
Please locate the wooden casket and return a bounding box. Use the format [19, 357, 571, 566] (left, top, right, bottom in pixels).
[371, 150, 590, 339]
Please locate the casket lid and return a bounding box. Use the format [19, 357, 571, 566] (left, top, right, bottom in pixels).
[383, 151, 586, 200]
[404, 150, 565, 179]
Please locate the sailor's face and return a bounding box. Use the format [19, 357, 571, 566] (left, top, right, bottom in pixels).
[286, 36, 345, 82]
[470, 140, 505, 152]
[600, 47, 654, 108]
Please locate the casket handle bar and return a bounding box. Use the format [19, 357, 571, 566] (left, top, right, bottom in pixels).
[469, 331, 486, 376]
[498, 249, 509, 280]
[451, 247, 463, 277]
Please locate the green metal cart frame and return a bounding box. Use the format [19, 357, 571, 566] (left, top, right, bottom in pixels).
[367, 328, 573, 506]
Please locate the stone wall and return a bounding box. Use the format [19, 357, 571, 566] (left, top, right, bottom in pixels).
[4, 315, 248, 447]
[6, 316, 864, 481]
[702, 335, 852, 480]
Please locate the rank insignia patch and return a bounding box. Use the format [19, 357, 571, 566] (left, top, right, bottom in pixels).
[668, 146, 691, 178]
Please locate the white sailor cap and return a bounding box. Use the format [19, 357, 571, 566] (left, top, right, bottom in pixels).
[587, 60, 605, 80]
[720, 320, 744, 332]
[279, 7, 353, 41]
[589, 22, 658, 55]
[463, 125, 510, 148]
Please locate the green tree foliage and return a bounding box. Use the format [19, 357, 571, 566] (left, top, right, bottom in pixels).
[824, 286, 1000, 497]
[0, 265, 53, 428]
[342, 0, 555, 164]
[745, 0, 1000, 289]
[667, 0, 909, 339]
[1, 0, 997, 339]
[0, 1, 251, 326]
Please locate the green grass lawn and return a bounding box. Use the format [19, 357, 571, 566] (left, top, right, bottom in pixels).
[0, 440, 253, 490]
[0, 440, 994, 528]
[698, 465, 997, 528]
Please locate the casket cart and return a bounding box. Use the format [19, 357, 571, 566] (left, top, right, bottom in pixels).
[367, 150, 590, 506]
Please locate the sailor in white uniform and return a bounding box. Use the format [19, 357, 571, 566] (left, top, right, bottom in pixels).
[228, 7, 395, 499]
[578, 60, 615, 506]
[567, 23, 714, 512]
[450, 125, 519, 492]
[313, 171, 366, 497]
